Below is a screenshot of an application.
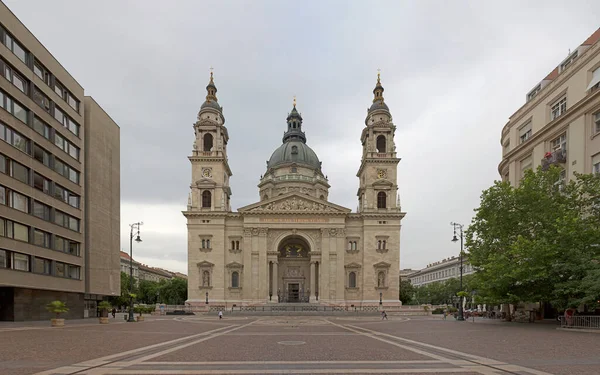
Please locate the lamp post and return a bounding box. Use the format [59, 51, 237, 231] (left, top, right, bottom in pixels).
[379, 292, 383, 306]
[451, 222, 465, 321]
[128, 222, 143, 322]
[205, 292, 209, 305]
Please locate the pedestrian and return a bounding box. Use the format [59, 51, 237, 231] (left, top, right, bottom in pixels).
[111, 308, 116, 319]
[218, 310, 223, 320]
[443, 309, 447, 320]
[381, 310, 388, 320]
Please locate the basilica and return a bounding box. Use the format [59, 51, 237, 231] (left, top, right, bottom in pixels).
[184, 72, 405, 307]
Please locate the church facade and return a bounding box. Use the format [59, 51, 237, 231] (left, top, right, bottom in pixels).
[184, 73, 405, 307]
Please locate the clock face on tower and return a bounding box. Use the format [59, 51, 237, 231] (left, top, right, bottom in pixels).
[377, 169, 387, 179]
[202, 168, 212, 178]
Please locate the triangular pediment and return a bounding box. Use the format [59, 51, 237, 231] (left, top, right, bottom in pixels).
[344, 262, 362, 269]
[238, 192, 351, 213]
[196, 261, 214, 268]
[372, 179, 394, 186]
[195, 178, 216, 187]
[225, 262, 244, 269]
[373, 261, 391, 269]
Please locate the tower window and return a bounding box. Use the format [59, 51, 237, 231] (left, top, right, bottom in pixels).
[202, 190, 211, 208]
[376, 135, 386, 153]
[377, 192, 387, 209]
[291, 146, 298, 154]
[231, 271, 239, 288]
[203, 133, 213, 151]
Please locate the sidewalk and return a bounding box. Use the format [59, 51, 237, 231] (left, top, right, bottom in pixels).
[0, 314, 159, 330]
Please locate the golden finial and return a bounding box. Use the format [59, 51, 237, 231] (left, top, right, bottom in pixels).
[377, 68, 381, 83]
[293, 95, 296, 107]
[209, 66, 214, 81]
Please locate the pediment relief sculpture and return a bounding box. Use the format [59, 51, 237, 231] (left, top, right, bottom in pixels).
[248, 197, 342, 212]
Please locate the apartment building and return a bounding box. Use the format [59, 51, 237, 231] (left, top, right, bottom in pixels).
[408, 256, 474, 287]
[0, 1, 120, 321]
[499, 28, 600, 185]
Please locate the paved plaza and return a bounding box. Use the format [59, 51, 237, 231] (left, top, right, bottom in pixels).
[0, 315, 598, 375]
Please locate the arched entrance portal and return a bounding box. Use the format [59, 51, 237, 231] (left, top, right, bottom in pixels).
[276, 236, 310, 302]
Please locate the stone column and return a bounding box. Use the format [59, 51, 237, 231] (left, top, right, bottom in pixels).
[272, 261, 278, 302]
[309, 261, 316, 303]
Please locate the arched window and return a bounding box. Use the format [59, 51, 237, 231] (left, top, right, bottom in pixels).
[263, 194, 269, 201]
[202, 270, 210, 287]
[203, 133, 213, 151]
[377, 240, 382, 249]
[231, 271, 239, 288]
[202, 190, 211, 208]
[382, 240, 386, 249]
[348, 242, 352, 250]
[291, 145, 298, 154]
[206, 239, 211, 249]
[349, 272, 357, 288]
[320, 195, 325, 200]
[377, 192, 387, 209]
[231, 241, 235, 250]
[376, 135, 386, 153]
[378, 271, 385, 287]
[235, 241, 240, 250]
[353, 241, 357, 250]
[202, 239, 206, 248]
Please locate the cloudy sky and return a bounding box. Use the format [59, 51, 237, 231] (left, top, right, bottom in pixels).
[5, 0, 600, 274]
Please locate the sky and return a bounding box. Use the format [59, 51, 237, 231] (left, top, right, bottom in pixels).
[5, 0, 600, 275]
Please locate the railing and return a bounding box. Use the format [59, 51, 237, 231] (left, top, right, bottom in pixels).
[541, 148, 567, 170]
[560, 315, 600, 330]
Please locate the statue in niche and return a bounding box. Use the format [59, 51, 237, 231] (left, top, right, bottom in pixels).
[378, 272, 385, 287]
[202, 270, 210, 287]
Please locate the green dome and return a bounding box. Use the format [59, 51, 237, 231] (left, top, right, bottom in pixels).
[267, 141, 321, 171]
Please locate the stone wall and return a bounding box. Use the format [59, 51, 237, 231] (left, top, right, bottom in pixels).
[11, 288, 84, 321]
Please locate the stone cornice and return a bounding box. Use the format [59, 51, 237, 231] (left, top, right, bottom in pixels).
[356, 157, 401, 177]
[188, 155, 233, 176]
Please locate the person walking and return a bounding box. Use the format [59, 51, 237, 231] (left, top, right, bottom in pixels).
[111, 308, 116, 319]
[218, 310, 223, 320]
[381, 310, 388, 320]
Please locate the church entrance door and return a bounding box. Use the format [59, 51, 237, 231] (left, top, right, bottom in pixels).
[287, 283, 300, 302]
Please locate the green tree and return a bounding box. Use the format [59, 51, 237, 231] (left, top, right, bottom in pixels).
[158, 277, 188, 305]
[138, 279, 160, 304]
[399, 280, 414, 304]
[108, 272, 138, 308]
[466, 167, 600, 313]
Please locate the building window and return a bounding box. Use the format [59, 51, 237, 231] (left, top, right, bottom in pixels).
[0, 122, 30, 154]
[0, 90, 28, 124]
[551, 133, 567, 151]
[34, 257, 52, 275]
[503, 140, 510, 153]
[2, 31, 28, 64]
[376, 135, 386, 153]
[0, 58, 28, 94]
[560, 51, 578, 72]
[33, 117, 51, 139]
[593, 154, 600, 175]
[551, 97, 567, 121]
[33, 173, 51, 195]
[9, 159, 29, 184]
[53, 184, 79, 208]
[202, 190, 211, 208]
[588, 67, 600, 92]
[33, 200, 51, 221]
[9, 190, 29, 213]
[520, 155, 533, 178]
[201, 238, 211, 249]
[519, 121, 532, 144]
[291, 167, 297, 173]
[54, 158, 79, 184]
[0, 218, 30, 242]
[291, 145, 298, 154]
[12, 252, 29, 271]
[231, 271, 239, 288]
[55, 236, 80, 256]
[68, 264, 80, 279]
[54, 210, 80, 232]
[0, 249, 6, 268]
[203, 133, 213, 151]
[377, 192, 386, 208]
[33, 229, 51, 248]
[349, 272, 357, 288]
[527, 84, 541, 102]
[33, 144, 51, 167]
[594, 112, 600, 134]
[55, 262, 65, 277]
[33, 86, 51, 113]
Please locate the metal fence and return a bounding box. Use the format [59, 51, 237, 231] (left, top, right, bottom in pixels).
[559, 315, 600, 330]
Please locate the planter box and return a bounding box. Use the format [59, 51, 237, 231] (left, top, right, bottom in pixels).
[51, 318, 65, 327]
[99, 317, 109, 324]
[137, 316, 145, 322]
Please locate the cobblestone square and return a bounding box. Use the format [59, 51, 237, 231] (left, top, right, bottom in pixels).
[1, 315, 599, 375]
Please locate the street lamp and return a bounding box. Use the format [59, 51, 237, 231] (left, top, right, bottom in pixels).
[379, 292, 383, 306]
[205, 292, 209, 305]
[128, 222, 143, 322]
[451, 222, 465, 321]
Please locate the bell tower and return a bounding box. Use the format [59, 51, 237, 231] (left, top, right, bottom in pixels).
[356, 72, 401, 213]
[188, 71, 232, 212]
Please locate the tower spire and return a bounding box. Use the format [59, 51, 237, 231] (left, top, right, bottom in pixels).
[373, 69, 384, 104]
[205, 68, 218, 103]
[282, 97, 306, 143]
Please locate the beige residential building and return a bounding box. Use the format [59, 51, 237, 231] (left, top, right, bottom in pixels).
[184, 72, 405, 307]
[139, 264, 173, 283]
[0, 1, 120, 321]
[499, 28, 600, 185]
[408, 256, 474, 287]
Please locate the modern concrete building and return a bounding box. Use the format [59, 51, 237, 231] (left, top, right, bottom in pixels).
[0, 1, 120, 321]
[499, 27, 600, 185]
[184, 72, 405, 307]
[408, 256, 474, 287]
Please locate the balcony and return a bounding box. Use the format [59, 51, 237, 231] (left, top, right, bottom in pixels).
[541, 148, 567, 171]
